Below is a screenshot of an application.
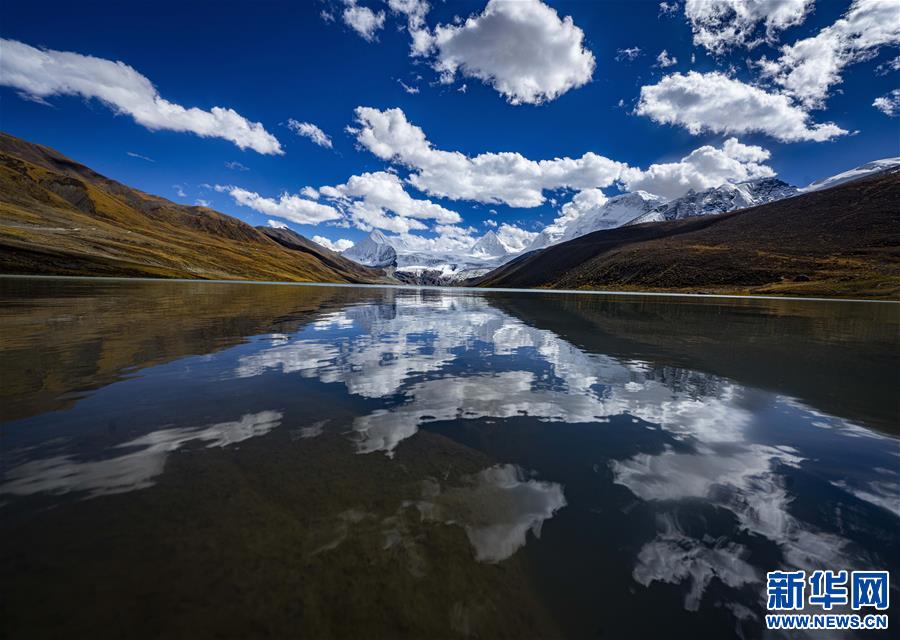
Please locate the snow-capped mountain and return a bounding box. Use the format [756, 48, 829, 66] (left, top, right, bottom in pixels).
[560, 191, 667, 241]
[525, 227, 565, 253]
[801, 157, 900, 193]
[342, 230, 517, 284]
[470, 230, 510, 258]
[627, 178, 798, 225]
[525, 191, 667, 252]
[341, 229, 397, 267]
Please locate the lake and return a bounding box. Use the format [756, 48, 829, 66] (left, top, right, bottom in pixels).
[1, 277, 898, 639]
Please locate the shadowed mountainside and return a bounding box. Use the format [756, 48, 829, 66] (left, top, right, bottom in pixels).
[474, 172, 900, 299]
[0, 132, 387, 283]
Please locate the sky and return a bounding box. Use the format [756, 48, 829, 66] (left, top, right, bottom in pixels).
[1, 0, 898, 253]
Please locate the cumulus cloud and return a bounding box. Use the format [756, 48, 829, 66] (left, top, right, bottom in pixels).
[757, 0, 900, 109]
[685, 0, 815, 54]
[287, 119, 333, 148]
[312, 235, 355, 252]
[655, 50, 678, 67]
[312, 170, 462, 234]
[342, 1, 386, 41]
[0, 38, 282, 155]
[431, 0, 595, 104]
[873, 89, 900, 116]
[351, 106, 627, 207]
[620, 138, 775, 199]
[215, 185, 342, 225]
[267, 219, 288, 229]
[636, 71, 848, 141]
[495, 223, 537, 252]
[352, 106, 777, 209]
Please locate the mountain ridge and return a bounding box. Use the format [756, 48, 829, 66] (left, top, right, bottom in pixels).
[0, 132, 387, 283]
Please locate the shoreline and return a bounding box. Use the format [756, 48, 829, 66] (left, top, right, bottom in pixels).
[2, 273, 898, 304]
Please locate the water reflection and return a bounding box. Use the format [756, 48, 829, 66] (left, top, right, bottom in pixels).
[0, 279, 897, 639]
[415, 464, 567, 563]
[3, 411, 282, 497]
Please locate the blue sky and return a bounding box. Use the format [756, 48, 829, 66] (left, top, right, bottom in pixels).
[2, 0, 898, 252]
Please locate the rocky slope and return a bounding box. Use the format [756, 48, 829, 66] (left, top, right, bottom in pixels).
[627, 178, 798, 225]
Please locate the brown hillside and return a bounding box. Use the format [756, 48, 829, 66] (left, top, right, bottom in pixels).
[475, 171, 900, 299]
[0, 132, 387, 284]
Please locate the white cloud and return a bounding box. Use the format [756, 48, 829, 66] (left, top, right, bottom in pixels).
[342, 1, 386, 41]
[876, 55, 900, 74]
[267, 219, 288, 229]
[495, 223, 537, 252]
[685, 0, 814, 54]
[195, 199, 210, 207]
[225, 160, 249, 171]
[656, 50, 678, 67]
[389, 0, 429, 25]
[0, 38, 282, 155]
[659, 2, 680, 16]
[615, 47, 642, 62]
[431, 0, 595, 105]
[215, 185, 343, 225]
[397, 79, 420, 94]
[352, 106, 627, 207]
[757, 0, 900, 109]
[314, 170, 462, 234]
[287, 119, 333, 148]
[173, 184, 187, 198]
[873, 89, 900, 116]
[126, 151, 154, 162]
[484, 219, 498, 227]
[312, 235, 355, 252]
[637, 71, 848, 142]
[559, 188, 609, 225]
[389, 0, 431, 51]
[620, 138, 775, 199]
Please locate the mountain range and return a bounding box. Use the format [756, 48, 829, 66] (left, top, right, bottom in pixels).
[342, 227, 519, 285]
[0, 131, 897, 298]
[473, 168, 900, 298]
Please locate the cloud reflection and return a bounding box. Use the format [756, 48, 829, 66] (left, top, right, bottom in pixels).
[415, 464, 567, 563]
[2, 411, 282, 498]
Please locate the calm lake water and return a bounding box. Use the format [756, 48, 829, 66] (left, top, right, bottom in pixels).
[1, 277, 898, 639]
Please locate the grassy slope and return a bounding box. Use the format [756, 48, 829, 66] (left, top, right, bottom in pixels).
[475, 172, 900, 299]
[0, 132, 386, 283]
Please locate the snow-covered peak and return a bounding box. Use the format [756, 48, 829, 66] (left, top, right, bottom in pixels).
[627, 178, 798, 226]
[802, 158, 900, 193]
[470, 230, 510, 257]
[341, 230, 398, 267]
[558, 190, 667, 243]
